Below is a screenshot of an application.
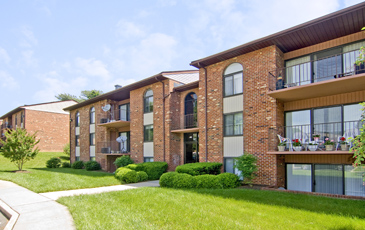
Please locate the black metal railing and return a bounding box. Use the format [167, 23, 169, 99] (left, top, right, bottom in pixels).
[98, 108, 130, 124]
[184, 114, 198, 129]
[269, 49, 365, 91]
[269, 120, 362, 151]
[97, 141, 129, 154]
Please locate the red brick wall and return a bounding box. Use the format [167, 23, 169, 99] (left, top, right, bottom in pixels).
[25, 110, 70, 152]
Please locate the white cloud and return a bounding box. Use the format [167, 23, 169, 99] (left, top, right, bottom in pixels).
[19, 26, 38, 48]
[75, 58, 111, 81]
[0, 71, 18, 89]
[116, 20, 146, 40]
[0, 47, 11, 64]
[21, 50, 38, 68]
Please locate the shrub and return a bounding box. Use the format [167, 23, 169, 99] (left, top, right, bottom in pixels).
[71, 160, 84, 169]
[125, 163, 143, 171]
[159, 172, 179, 187]
[84, 161, 101, 171]
[175, 162, 222, 176]
[63, 143, 70, 156]
[62, 162, 71, 168]
[218, 173, 240, 189]
[139, 162, 168, 180]
[137, 171, 148, 182]
[115, 167, 140, 183]
[195, 174, 222, 189]
[114, 155, 134, 168]
[234, 153, 258, 185]
[172, 173, 196, 189]
[46, 157, 61, 168]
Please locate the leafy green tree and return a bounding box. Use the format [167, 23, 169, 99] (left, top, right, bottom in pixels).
[63, 143, 70, 156]
[234, 153, 258, 185]
[55, 90, 103, 102]
[351, 102, 365, 167]
[355, 27, 365, 66]
[0, 128, 40, 171]
[55, 93, 83, 103]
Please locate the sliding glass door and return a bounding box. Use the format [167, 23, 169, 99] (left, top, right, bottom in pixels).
[314, 164, 343, 195]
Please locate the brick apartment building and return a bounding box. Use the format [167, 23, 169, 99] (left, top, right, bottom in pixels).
[0, 100, 77, 152]
[65, 3, 365, 197]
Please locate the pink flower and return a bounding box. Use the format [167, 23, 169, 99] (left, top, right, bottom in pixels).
[325, 138, 329, 141]
[331, 140, 334, 142]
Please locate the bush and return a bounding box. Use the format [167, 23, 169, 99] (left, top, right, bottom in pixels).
[195, 175, 222, 189]
[218, 173, 240, 188]
[84, 161, 101, 171]
[63, 143, 70, 156]
[234, 153, 258, 185]
[160, 172, 179, 187]
[137, 171, 148, 182]
[115, 167, 140, 183]
[71, 160, 84, 169]
[62, 162, 71, 168]
[172, 173, 196, 189]
[46, 157, 61, 168]
[125, 164, 143, 171]
[114, 155, 134, 168]
[175, 162, 223, 176]
[139, 162, 168, 180]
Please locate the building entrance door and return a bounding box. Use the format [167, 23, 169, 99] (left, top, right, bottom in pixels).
[184, 133, 199, 164]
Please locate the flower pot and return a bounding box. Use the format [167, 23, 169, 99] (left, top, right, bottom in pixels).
[293, 146, 302, 151]
[325, 145, 334, 151]
[278, 146, 285, 151]
[341, 144, 349, 151]
[308, 145, 318, 151]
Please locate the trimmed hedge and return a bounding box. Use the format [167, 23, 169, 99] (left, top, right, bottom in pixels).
[84, 161, 101, 171]
[125, 164, 143, 171]
[126, 162, 168, 180]
[159, 172, 240, 189]
[46, 157, 61, 168]
[175, 162, 223, 176]
[114, 155, 134, 168]
[71, 160, 84, 169]
[115, 167, 140, 183]
[137, 171, 148, 182]
[62, 162, 71, 168]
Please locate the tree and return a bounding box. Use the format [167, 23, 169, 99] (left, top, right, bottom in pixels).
[355, 27, 365, 66]
[0, 128, 40, 171]
[351, 102, 365, 168]
[234, 153, 258, 185]
[55, 90, 103, 103]
[55, 93, 83, 103]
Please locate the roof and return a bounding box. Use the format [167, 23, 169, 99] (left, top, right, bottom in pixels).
[64, 70, 199, 111]
[0, 100, 78, 119]
[190, 2, 365, 68]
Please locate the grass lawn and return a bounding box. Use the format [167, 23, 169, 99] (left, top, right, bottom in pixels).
[58, 187, 365, 230]
[0, 152, 120, 193]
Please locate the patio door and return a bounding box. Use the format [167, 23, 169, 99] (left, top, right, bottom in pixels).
[314, 164, 343, 195]
[184, 133, 199, 164]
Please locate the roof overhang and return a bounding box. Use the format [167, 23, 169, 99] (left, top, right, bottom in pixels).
[190, 2, 365, 68]
[0, 108, 23, 120]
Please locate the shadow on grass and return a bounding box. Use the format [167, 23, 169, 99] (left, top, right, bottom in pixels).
[23, 167, 115, 178]
[178, 188, 365, 220]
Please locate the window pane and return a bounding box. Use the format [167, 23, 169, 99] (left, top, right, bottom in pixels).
[90, 133, 95, 146]
[76, 136, 80, 146]
[344, 104, 363, 138]
[287, 164, 312, 192]
[233, 73, 243, 94]
[314, 164, 343, 195]
[234, 113, 243, 135]
[285, 110, 310, 140]
[119, 132, 130, 152]
[90, 107, 95, 124]
[313, 107, 341, 141]
[224, 76, 233, 96]
[119, 104, 130, 121]
[224, 158, 234, 173]
[225, 115, 234, 135]
[144, 125, 153, 142]
[145, 89, 153, 97]
[345, 165, 365, 197]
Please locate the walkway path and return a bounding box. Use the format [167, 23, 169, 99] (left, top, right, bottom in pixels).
[0, 180, 160, 230]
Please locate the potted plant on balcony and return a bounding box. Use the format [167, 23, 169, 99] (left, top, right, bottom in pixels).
[292, 139, 302, 151]
[278, 141, 286, 152]
[308, 142, 318, 151]
[355, 27, 365, 74]
[339, 137, 349, 151]
[313, 134, 320, 142]
[324, 138, 335, 151]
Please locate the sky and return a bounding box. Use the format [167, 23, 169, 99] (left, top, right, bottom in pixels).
[0, 0, 363, 116]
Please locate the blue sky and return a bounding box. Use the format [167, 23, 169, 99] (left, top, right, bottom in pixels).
[0, 0, 363, 116]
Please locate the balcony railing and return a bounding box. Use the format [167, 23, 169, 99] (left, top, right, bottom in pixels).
[97, 141, 129, 154]
[184, 114, 198, 129]
[269, 49, 365, 91]
[269, 120, 362, 151]
[98, 108, 129, 124]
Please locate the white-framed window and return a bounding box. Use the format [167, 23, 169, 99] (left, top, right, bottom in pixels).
[224, 63, 243, 97]
[90, 107, 95, 124]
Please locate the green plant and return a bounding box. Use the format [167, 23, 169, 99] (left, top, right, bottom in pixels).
[352, 102, 365, 167]
[114, 155, 134, 168]
[62, 162, 71, 168]
[324, 138, 335, 145]
[125, 163, 143, 171]
[115, 167, 140, 183]
[84, 161, 101, 171]
[46, 157, 61, 168]
[312, 134, 320, 138]
[137, 171, 148, 182]
[218, 173, 240, 188]
[308, 143, 318, 145]
[175, 162, 222, 176]
[71, 160, 84, 169]
[234, 153, 258, 185]
[356, 27, 365, 65]
[291, 139, 302, 146]
[195, 174, 222, 189]
[139, 162, 168, 180]
[159, 172, 179, 187]
[172, 173, 196, 188]
[278, 141, 286, 146]
[339, 137, 348, 145]
[0, 128, 40, 171]
[63, 143, 70, 156]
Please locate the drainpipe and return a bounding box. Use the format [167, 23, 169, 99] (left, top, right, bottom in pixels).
[155, 76, 166, 162]
[69, 113, 72, 165]
[197, 63, 208, 162]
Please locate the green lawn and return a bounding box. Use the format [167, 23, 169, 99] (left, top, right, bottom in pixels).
[0, 152, 120, 193]
[58, 187, 365, 230]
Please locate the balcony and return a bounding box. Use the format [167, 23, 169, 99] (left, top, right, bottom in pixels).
[268, 49, 365, 102]
[97, 141, 129, 155]
[97, 108, 130, 129]
[171, 114, 199, 133]
[268, 120, 361, 154]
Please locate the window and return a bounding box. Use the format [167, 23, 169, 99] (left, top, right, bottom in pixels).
[119, 104, 130, 121]
[224, 158, 241, 178]
[144, 89, 153, 113]
[76, 135, 80, 146]
[224, 63, 243, 97]
[224, 113, 243, 136]
[75, 156, 80, 161]
[119, 131, 130, 152]
[90, 157, 95, 161]
[144, 125, 153, 142]
[21, 112, 24, 123]
[89, 133, 95, 146]
[15, 115, 17, 127]
[144, 157, 154, 162]
[184, 93, 197, 128]
[75, 112, 80, 127]
[90, 107, 95, 124]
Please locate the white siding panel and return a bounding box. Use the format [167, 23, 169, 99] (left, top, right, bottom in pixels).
[143, 113, 153, 125]
[90, 146, 95, 157]
[223, 95, 243, 114]
[224, 136, 243, 157]
[89, 124, 95, 133]
[75, 127, 80, 135]
[75, 147, 80, 156]
[143, 142, 154, 157]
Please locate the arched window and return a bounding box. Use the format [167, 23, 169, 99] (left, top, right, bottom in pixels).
[223, 63, 243, 97]
[75, 111, 80, 127]
[144, 89, 153, 113]
[90, 107, 95, 124]
[184, 92, 197, 128]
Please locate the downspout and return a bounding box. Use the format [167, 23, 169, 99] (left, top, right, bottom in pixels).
[155, 76, 166, 162]
[69, 113, 72, 165]
[197, 63, 208, 162]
